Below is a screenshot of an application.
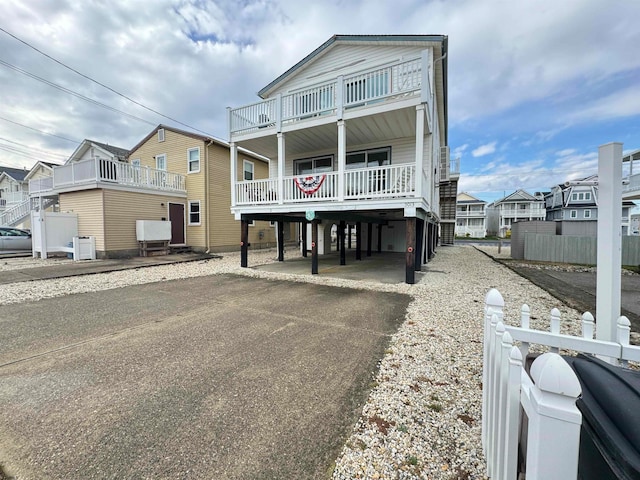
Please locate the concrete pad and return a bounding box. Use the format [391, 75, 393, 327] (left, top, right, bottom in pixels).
[0, 274, 410, 479]
[255, 251, 423, 284]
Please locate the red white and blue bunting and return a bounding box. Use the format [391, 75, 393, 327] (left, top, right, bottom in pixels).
[294, 175, 326, 195]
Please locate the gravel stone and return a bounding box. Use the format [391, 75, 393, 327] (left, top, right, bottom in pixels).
[2, 245, 635, 479]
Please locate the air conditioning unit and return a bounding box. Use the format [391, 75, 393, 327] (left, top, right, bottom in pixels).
[439, 146, 450, 182]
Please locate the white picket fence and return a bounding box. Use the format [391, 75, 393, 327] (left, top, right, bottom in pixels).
[482, 288, 640, 480]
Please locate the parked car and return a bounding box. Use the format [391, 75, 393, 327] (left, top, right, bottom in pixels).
[0, 226, 32, 251]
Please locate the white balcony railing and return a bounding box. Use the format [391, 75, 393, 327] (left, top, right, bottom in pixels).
[456, 209, 486, 218]
[234, 164, 417, 206]
[623, 172, 640, 197]
[29, 158, 186, 195]
[500, 208, 546, 217]
[0, 190, 29, 208]
[229, 56, 426, 136]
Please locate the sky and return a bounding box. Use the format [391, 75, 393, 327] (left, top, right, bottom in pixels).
[0, 0, 639, 207]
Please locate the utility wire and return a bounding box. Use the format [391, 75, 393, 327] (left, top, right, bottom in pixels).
[0, 58, 156, 126]
[0, 26, 221, 139]
[0, 144, 55, 163]
[0, 115, 80, 144]
[0, 137, 68, 160]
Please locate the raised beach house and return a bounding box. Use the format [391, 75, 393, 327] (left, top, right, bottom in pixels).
[227, 34, 454, 283]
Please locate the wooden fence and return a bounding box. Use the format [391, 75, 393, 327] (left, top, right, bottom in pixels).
[482, 288, 640, 479]
[523, 234, 640, 265]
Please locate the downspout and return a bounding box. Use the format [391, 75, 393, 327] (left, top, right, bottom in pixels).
[205, 139, 213, 254]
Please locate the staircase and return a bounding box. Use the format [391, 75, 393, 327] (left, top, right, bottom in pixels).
[439, 178, 458, 245]
[0, 197, 57, 227]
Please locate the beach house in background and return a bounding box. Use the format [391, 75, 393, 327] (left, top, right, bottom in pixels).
[227, 34, 454, 283]
[455, 192, 487, 238]
[545, 174, 637, 236]
[486, 189, 546, 237]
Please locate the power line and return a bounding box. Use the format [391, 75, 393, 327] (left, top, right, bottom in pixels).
[0, 115, 80, 144]
[0, 26, 221, 139]
[0, 137, 68, 160]
[0, 58, 157, 126]
[0, 144, 54, 164]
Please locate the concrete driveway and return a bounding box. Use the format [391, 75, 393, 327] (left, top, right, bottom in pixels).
[0, 274, 410, 479]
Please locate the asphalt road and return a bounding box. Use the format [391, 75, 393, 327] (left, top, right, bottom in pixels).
[0, 274, 410, 479]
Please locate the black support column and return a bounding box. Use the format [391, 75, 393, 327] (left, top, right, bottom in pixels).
[277, 220, 284, 261]
[377, 224, 382, 253]
[311, 219, 318, 274]
[366, 223, 372, 257]
[406, 217, 416, 284]
[301, 221, 308, 258]
[339, 220, 346, 266]
[347, 225, 352, 249]
[415, 218, 424, 271]
[355, 221, 362, 260]
[241, 220, 249, 268]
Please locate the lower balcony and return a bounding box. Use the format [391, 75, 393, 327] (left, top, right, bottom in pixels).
[29, 158, 186, 196]
[234, 164, 418, 207]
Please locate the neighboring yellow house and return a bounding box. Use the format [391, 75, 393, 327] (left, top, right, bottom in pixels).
[29, 126, 289, 257]
[127, 125, 283, 253]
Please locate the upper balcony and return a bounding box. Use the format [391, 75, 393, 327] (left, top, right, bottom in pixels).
[228, 55, 432, 150]
[29, 158, 186, 196]
[456, 208, 486, 218]
[623, 172, 640, 200]
[0, 190, 29, 210]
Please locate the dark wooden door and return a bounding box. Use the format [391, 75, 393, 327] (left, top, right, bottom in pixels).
[169, 203, 185, 244]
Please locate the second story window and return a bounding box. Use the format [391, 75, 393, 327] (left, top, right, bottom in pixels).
[158, 129, 165, 142]
[584, 209, 592, 219]
[570, 210, 578, 219]
[346, 147, 391, 170]
[243, 160, 254, 180]
[156, 154, 167, 171]
[188, 147, 200, 173]
[295, 156, 333, 175]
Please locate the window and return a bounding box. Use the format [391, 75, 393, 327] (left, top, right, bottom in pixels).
[131, 158, 141, 167]
[156, 154, 167, 171]
[243, 160, 254, 180]
[158, 128, 165, 142]
[346, 147, 391, 170]
[294, 155, 333, 175]
[188, 201, 201, 225]
[571, 193, 578, 201]
[270, 221, 276, 227]
[584, 209, 591, 219]
[188, 147, 200, 173]
[570, 210, 577, 219]
[585, 192, 591, 201]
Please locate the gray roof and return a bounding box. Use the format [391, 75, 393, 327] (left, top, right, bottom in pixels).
[89, 140, 129, 160]
[0, 165, 28, 182]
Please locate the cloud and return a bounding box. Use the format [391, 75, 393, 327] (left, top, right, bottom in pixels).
[472, 142, 497, 157]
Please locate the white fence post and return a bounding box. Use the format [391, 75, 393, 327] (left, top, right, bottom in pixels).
[504, 345, 523, 479]
[519, 304, 530, 360]
[617, 316, 631, 368]
[483, 288, 504, 458]
[581, 312, 594, 339]
[549, 308, 561, 354]
[525, 353, 582, 480]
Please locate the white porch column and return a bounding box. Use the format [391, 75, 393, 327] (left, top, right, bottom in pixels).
[337, 120, 346, 201]
[277, 132, 285, 205]
[415, 105, 425, 199]
[596, 142, 623, 342]
[230, 142, 238, 207]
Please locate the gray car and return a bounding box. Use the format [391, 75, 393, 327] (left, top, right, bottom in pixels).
[0, 227, 32, 251]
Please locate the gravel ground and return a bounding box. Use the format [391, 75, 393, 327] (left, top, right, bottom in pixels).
[1, 246, 628, 479]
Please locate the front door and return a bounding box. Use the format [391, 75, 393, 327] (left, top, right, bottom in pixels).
[169, 203, 185, 244]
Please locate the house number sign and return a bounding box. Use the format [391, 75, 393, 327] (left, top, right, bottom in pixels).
[305, 210, 315, 221]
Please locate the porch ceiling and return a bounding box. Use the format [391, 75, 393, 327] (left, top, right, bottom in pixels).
[235, 105, 418, 160]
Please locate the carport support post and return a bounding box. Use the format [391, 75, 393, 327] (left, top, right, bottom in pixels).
[377, 224, 382, 253]
[406, 217, 416, 284]
[240, 220, 249, 268]
[339, 220, 346, 265]
[277, 221, 284, 261]
[415, 218, 423, 271]
[301, 221, 308, 257]
[355, 222, 362, 260]
[427, 222, 434, 260]
[311, 219, 319, 274]
[366, 223, 372, 257]
[348, 225, 352, 249]
[596, 142, 623, 343]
